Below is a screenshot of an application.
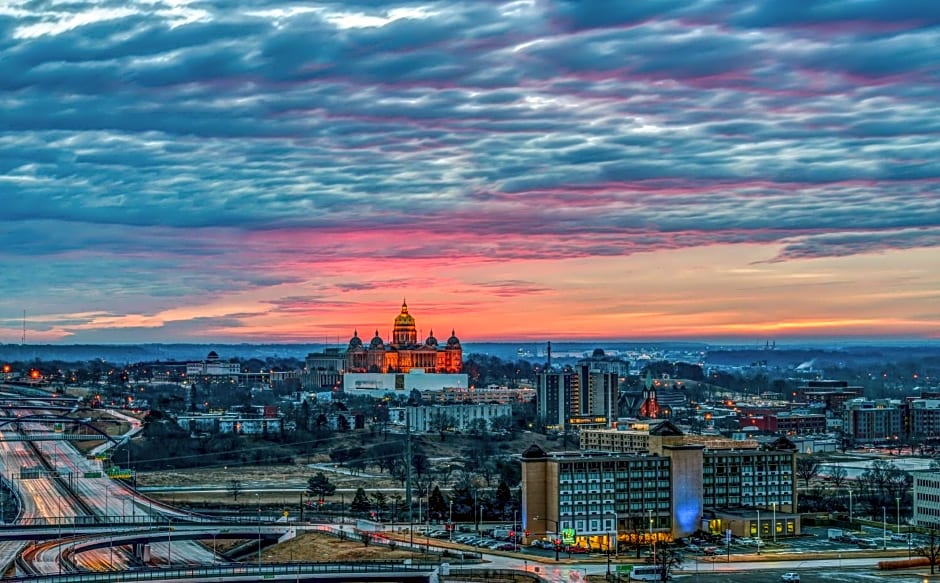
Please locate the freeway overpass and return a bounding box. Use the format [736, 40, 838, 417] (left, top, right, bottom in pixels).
[5, 561, 443, 583]
[0, 522, 295, 541]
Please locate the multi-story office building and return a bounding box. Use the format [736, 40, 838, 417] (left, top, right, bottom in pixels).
[740, 412, 828, 434]
[537, 363, 619, 433]
[913, 471, 940, 531]
[431, 384, 536, 405]
[304, 347, 345, 390]
[909, 399, 940, 438]
[798, 380, 863, 414]
[843, 398, 903, 443]
[388, 403, 512, 434]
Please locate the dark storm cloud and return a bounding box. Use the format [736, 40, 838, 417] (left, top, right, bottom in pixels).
[1, 0, 938, 324]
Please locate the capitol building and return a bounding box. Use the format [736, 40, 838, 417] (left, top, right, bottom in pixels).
[345, 301, 462, 374]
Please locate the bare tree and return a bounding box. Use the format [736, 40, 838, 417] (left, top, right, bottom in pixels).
[796, 455, 821, 489]
[917, 529, 940, 575]
[647, 547, 684, 582]
[227, 479, 242, 501]
[829, 465, 848, 489]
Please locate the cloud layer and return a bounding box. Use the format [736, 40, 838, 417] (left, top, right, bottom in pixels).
[1, 0, 938, 342]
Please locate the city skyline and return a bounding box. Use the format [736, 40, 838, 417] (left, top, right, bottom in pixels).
[1, 1, 938, 344]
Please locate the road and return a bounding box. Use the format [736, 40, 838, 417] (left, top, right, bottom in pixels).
[0, 396, 216, 573]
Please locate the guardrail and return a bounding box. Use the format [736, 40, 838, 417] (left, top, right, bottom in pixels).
[4, 561, 439, 583]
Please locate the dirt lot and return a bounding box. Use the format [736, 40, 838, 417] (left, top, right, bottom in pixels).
[257, 532, 418, 562]
[135, 431, 556, 509]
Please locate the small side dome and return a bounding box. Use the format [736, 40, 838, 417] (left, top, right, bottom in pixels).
[207, 351, 219, 361]
[370, 330, 385, 349]
[425, 329, 438, 347]
[348, 330, 363, 349]
[592, 348, 605, 357]
[446, 329, 461, 348]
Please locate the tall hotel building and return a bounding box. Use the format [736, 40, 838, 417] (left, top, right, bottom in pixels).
[536, 350, 625, 432]
[522, 421, 799, 550]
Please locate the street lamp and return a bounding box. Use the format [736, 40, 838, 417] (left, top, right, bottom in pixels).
[756, 509, 761, 555]
[449, 500, 454, 542]
[534, 516, 560, 561]
[648, 509, 656, 563]
[882, 506, 887, 550]
[847, 489, 853, 523]
[256, 493, 262, 573]
[896, 496, 901, 535]
[772, 502, 777, 544]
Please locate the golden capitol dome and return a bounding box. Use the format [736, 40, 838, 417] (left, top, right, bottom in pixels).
[394, 300, 415, 328]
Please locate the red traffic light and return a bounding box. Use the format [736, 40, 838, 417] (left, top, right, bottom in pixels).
[509, 531, 515, 538]
[525, 529, 530, 537]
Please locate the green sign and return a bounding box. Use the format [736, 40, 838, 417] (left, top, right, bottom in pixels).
[561, 528, 576, 545]
[107, 467, 132, 479]
[83, 471, 102, 478]
[616, 565, 634, 575]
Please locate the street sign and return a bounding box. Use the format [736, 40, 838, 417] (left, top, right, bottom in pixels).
[616, 565, 634, 575]
[725, 529, 732, 544]
[83, 471, 102, 478]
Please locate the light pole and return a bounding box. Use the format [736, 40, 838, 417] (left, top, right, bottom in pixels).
[896, 496, 901, 535]
[847, 489, 853, 523]
[648, 509, 656, 563]
[534, 516, 560, 561]
[772, 502, 777, 544]
[882, 506, 887, 550]
[449, 500, 454, 542]
[756, 509, 761, 555]
[513, 509, 518, 552]
[167, 517, 172, 567]
[257, 494, 262, 573]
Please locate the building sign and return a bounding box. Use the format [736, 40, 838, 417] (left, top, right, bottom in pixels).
[561, 528, 577, 545]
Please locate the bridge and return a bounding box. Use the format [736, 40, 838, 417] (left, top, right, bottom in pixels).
[4, 561, 442, 583]
[0, 523, 294, 542]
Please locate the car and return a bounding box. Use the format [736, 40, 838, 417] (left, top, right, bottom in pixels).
[890, 533, 908, 542]
[685, 544, 702, 553]
[702, 547, 718, 556]
[496, 542, 515, 551]
[781, 573, 800, 582]
[568, 545, 590, 554]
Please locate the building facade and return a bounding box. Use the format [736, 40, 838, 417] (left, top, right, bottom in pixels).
[389, 403, 513, 434]
[843, 398, 903, 443]
[913, 470, 940, 531]
[523, 421, 799, 549]
[186, 351, 241, 379]
[537, 363, 619, 433]
[304, 347, 345, 390]
[346, 301, 462, 374]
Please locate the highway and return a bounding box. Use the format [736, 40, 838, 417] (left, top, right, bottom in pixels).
[0, 391, 219, 574]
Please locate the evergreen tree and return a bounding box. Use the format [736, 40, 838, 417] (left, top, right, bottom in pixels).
[429, 485, 448, 519]
[350, 487, 371, 513]
[307, 472, 336, 501]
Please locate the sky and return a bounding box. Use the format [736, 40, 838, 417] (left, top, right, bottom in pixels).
[1, 0, 939, 345]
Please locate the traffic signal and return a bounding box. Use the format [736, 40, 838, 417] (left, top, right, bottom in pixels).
[525, 529, 530, 537]
[509, 531, 515, 538]
[318, 498, 324, 506]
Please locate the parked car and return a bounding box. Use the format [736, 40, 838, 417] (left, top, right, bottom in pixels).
[781, 573, 800, 582]
[890, 533, 909, 542]
[496, 542, 515, 551]
[685, 544, 702, 553]
[703, 547, 718, 556]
